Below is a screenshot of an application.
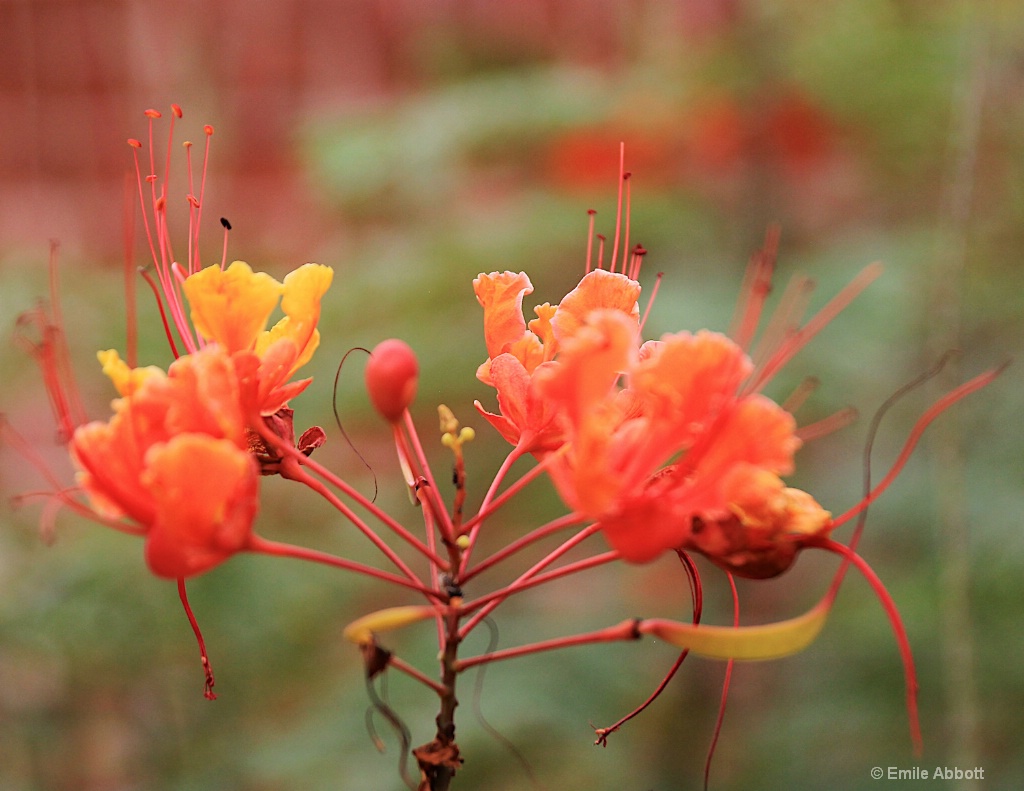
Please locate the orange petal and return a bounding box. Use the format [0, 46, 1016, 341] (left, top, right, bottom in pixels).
[142, 434, 259, 578]
[693, 395, 802, 485]
[163, 347, 248, 443]
[473, 271, 536, 358]
[551, 270, 640, 344]
[629, 330, 751, 434]
[535, 309, 636, 431]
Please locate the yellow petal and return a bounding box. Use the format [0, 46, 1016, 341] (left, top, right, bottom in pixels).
[255, 264, 332, 370]
[97, 349, 163, 397]
[342, 605, 436, 646]
[639, 597, 830, 660]
[183, 261, 283, 353]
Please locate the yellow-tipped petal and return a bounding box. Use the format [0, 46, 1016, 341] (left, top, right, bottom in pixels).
[342, 605, 436, 646]
[255, 264, 332, 370]
[97, 349, 163, 397]
[183, 261, 283, 353]
[639, 597, 830, 661]
[279, 263, 333, 318]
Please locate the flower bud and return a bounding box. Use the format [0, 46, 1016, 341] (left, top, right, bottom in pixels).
[365, 339, 418, 422]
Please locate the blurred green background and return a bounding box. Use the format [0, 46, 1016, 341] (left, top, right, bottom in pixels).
[1, 1, 1022, 789]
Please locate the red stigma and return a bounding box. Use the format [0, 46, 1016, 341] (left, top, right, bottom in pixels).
[171, 104, 183, 118]
[144, 108, 162, 118]
[204, 125, 214, 136]
[127, 138, 142, 148]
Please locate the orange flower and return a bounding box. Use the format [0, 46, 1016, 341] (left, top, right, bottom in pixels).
[473, 268, 640, 452]
[183, 260, 334, 415]
[128, 108, 333, 416]
[71, 346, 259, 578]
[535, 308, 831, 569]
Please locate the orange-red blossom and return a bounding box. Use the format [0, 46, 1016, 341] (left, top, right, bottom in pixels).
[72, 346, 259, 578]
[65, 260, 334, 578]
[473, 268, 640, 453]
[536, 309, 829, 570]
[476, 266, 829, 572]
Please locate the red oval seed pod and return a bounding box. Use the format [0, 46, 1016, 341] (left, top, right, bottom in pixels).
[365, 339, 418, 423]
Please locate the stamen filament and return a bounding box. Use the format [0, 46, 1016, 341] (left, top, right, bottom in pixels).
[177, 577, 217, 700]
[831, 365, 1005, 529]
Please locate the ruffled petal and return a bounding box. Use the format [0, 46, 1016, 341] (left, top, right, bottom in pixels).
[551, 270, 641, 345]
[183, 261, 283, 353]
[473, 271, 536, 358]
[255, 263, 333, 372]
[142, 434, 259, 579]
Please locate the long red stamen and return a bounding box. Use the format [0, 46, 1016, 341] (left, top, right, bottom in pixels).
[795, 406, 858, 443]
[46, 242, 87, 431]
[585, 209, 597, 274]
[138, 268, 181, 358]
[703, 573, 739, 791]
[730, 225, 780, 351]
[831, 365, 1005, 529]
[744, 274, 815, 391]
[1, 420, 147, 538]
[808, 537, 922, 755]
[177, 577, 217, 700]
[122, 175, 139, 368]
[620, 171, 632, 274]
[194, 124, 215, 272]
[749, 263, 884, 394]
[594, 551, 703, 746]
[608, 144, 626, 274]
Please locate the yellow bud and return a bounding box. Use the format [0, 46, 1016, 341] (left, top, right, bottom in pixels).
[438, 404, 459, 435]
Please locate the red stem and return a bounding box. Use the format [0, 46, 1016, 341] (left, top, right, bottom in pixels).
[248, 536, 441, 600]
[461, 512, 586, 583]
[456, 618, 641, 672]
[289, 465, 425, 586]
[458, 525, 603, 637]
[387, 653, 450, 697]
[459, 550, 618, 636]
